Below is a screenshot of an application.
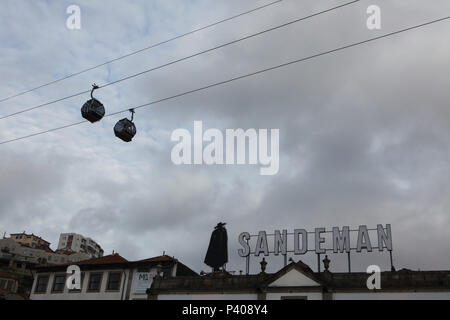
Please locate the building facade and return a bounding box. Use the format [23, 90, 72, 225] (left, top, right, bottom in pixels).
[9, 232, 50, 249]
[148, 260, 450, 300]
[30, 254, 197, 300]
[0, 238, 90, 266]
[57, 233, 104, 258]
[0, 271, 19, 294]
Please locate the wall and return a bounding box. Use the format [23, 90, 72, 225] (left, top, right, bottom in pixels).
[266, 292, 323, 300]
[30, 269, 131, 300]
[158, 293, 258, 300]
[333, 291, 450, 300]
[30, 264, 176, 300]
[128, 267, 158, 300]
[0, 277, 18, 293]
[268, 269, 320, 287]
[10, 234, 48, 248]
[58, 233, 103, 258]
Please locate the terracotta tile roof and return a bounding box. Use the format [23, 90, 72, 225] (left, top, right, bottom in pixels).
[296, 260, 314, 274]
[38, 245, 54, 253]
[9, 233, 50, 244]
[133, 255, 176, 263]
[34, 254, 186, 273]
[73, 253, 128, 265]
[34, 253, 128, 269]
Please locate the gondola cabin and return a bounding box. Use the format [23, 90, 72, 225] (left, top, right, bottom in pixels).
[81, 98, 105, 123]
[114, 118, 136, 142]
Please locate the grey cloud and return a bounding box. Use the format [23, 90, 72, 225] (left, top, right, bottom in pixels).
[0, 0, 449, 273]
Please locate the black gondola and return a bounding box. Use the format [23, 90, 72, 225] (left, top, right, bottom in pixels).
[81, 84, 105, 123]
[114, 109, 137, 142]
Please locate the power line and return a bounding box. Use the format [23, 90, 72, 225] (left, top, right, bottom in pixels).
[0, 0, 284, 104]
[1, 15, 449, 146]
[0, 0, 361, 121]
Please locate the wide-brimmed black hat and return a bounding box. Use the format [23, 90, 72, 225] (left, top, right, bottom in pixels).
[215, 222, 226, 228]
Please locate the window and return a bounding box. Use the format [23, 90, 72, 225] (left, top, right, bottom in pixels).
[52, 275, 66, 293]
[35, 275, 49, 293]
[161, 267, 172, 277]
[87, 273, 103, 292]
[106, 272, 122, 291]
[6, 280, 14, 291]
[0, 279, 6, 289]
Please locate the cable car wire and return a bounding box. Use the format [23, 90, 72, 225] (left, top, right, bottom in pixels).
[0, 0, 284, 104]
[0, 0, 361, 121]
[0, 15, 448, 146]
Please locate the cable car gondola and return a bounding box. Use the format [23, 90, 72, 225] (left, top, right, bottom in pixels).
[81, 84, 105, 123]
[114, 109, 137, 142]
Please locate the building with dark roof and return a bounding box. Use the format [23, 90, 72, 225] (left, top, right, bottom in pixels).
[30, 253, 197, 300]
[147, 260, 450, 300]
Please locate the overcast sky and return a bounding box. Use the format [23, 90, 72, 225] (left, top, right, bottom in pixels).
[0, 0, 449, 274]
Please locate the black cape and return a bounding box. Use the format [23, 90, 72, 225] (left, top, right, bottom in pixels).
[204, 224, 228, 270]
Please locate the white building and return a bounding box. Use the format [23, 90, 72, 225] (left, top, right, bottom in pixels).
[148, 260, 450, 300]
[57, 233, 104, 258]
[0, 238, 90, 266]
[30, 254, 197, 300]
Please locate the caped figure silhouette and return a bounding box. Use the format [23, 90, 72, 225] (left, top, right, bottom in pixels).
[204, 222, 228, 272]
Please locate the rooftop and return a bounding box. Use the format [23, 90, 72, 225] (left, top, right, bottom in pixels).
[148, 261, 450, 294]
[33, 254, 197, 276]
[9, 232, 50, 245]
